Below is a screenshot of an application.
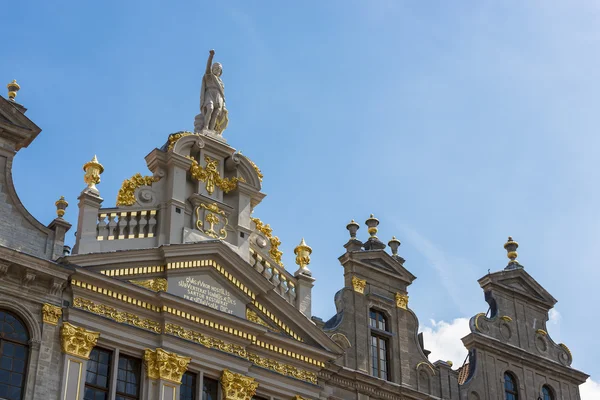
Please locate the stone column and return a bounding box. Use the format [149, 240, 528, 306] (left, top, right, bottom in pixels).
[143, 348, 191, 400]
[59, 322, 100, 400]
[294, 273, 315, 318]
[47, 217, 72, 259]
[220, 369, 258, 400]
[72, 190, 103, 254]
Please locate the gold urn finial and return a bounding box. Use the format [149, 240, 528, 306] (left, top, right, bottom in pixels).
[294, 238, 313, 276]
[55, 196, 69, 218]
[365, 214, 379, 239]
[7, 80, 20, 101]
[83, 155, 104, 193]
[503, 236, 519, 267]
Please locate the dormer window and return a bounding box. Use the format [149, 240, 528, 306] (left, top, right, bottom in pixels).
[369, 309, 390, 380]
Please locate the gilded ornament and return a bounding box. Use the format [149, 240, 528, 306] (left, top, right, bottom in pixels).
[500, 315, 513, 322]
[130, 278, 168, 292]
[246, 308, 276, 331]
[294, 397, 310, 400]
[188, 155, 244, 195]
[196, 202, 228, 239]
[351, 276, 366, 294]
[395, 293, 409, 310]
[83, 155, 104, 192]
[116, 173, 159, 206]
[504, 236, 519, 265]
[294, 238, 312, 270]
[251, 217, 284, 267]
[42, 303, 62, 325]
[7, 79, 20, 101]
[167, 131, 195, 152]
[240, 153, 263, 182]
[144, 348, 191, 384]
[60, 322, 100, 359]
[73, 298, 161, 333]
[55, 196, 68, 218]
[220, 369, 259, 400]
[536, 329, 547, 336]
[559, 343, 572, 359]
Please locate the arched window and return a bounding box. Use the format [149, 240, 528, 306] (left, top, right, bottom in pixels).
[369, 309, 390, 380]
[541, 385, 554, 400]
[504, 372, 519, 400]
[0, 310, 30, 400]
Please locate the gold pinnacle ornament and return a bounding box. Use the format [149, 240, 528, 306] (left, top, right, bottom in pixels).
[83, 155, 104, 192]
[504, 236, 519, 265]
[55, 196, 68, 218]
[294, 238, 312, 274]
[7, 80, 20, 101]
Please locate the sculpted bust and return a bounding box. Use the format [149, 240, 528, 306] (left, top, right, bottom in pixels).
[194, 49, 229, 134]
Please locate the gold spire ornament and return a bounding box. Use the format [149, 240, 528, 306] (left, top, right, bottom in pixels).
[55, 196, 68, 218]
[7, 80, 20, 101]
[294, 238, 312, 275]
[83, 155, 104, 193]
[365, 214, 379, 239]
[503, 236, 521, 269]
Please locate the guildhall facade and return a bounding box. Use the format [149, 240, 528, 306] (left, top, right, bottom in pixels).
[0, 71, 589, 400]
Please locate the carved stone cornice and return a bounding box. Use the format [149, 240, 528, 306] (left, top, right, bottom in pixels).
[220, 369, 258, 400]
[144, 348, 191, 384]
[60, 322, 100, 359]
[42, 303, 62, 325]
[21, 270, 36, 287]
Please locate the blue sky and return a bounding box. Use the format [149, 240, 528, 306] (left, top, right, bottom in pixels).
[3, 0, 597, 395]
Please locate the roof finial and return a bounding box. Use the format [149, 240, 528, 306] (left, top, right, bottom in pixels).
[503, 236, 522, 269]
[346, 219, 360, 239]
[365, 214, 379, 239]
[388, 236, 401, 256]
[7, 80, 20, 101]
[55, 196, 69, 218]
[294, 238, 313, 276]
[83, 155, 104, 194]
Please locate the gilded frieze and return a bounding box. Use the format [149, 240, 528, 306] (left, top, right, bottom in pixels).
[130, 278, 168, 292]
[221, 369, 259, 400]
[73, 297, 161, 333]
[60, 322, 100, 359]
[144, 348, 191, 384]
[42, 303, 62, 325]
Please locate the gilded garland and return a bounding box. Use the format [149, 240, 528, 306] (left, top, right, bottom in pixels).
[188, 155, 245, 195]
[73, 298, 161, 333]
[116, 173, 159, 206]
[251, 217, 284, 266]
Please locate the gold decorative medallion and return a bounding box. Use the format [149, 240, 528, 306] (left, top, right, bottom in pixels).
[351, 276, 366, 294]
[251, 217, 284, 266]
[130, 278, 168, 292]
[144, 348, 191, 384]
[60, 322, 100, 359]
[188, 156, 244, 195]
[42, 303, 62, 325]
[196, 202, 228, 239]
[116, 173, 159, 206]
[220, 369, 259, 400]
[395, 293, 409, 310]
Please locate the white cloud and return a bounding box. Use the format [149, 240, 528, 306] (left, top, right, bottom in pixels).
[548, 308, 561, 325]
[581, 378, 600, 400]
[420, 318, 470, 366]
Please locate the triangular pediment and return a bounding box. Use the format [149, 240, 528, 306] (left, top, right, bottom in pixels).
[480, 268, 557, 308]
[0, 96, 41, 150]
[340, 249, 417, 286]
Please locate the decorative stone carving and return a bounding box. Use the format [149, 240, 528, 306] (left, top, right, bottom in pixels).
[60, 322, 100, 359]
[351, 276, 366, 294]
[144, 348, 191, 384]
[195, 49, 229, 134]
[196, 202, 228, 239]
[42, 303, 62, 325]
[395, 293, 409, 310]
[188, 156, 244, 195]
[220, 369, 258, 400]
[251, 217, 284, 266]
[130, 278, 168, 292]
[74, 298, 161, 333]
[83, 155, 104, 194]
[246, 308, 274, 330]
[116, 173, 159, 206]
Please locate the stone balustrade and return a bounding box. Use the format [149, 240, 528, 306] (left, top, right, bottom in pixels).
[96, 208, 159, 241]
[250, 249, 296, 304]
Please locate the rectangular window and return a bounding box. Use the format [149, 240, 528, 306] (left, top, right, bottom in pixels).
[202, 376, 219, 400]
[371, 335, 389, 380]
[116, 355, 141, 400]
[180, 371, 197, 400]
[84, 348, 112, 400]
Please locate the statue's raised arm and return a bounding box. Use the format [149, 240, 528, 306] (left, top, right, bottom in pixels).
[194, 49, 229, 135]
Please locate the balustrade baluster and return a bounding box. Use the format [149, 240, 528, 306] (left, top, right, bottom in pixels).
[107, 213, 118, 240]
[147, 210, 157, 238]
[128, 211, 138, 238]
[97, 213, 108, 240]
[138, 211, 148, 237]
[117, 212, 127, 239]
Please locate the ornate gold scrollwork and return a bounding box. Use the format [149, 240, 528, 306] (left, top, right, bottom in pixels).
[144, 348, 191, 384]
[395, 293, 409, 310]
[73, 298, 161, 333]
[188, 155, 244, 195]
[351, 276, 366, 294]
[251, 217, 284, 266]
[116, 173, 160, 206]
[167, 131, 195, 152]
[246, 308, 276, 331]
[196, 202, 228, 239]
[220, 369, 259, 400]
[130, 278, 168, 292]
[42, 303, 62, 325]
[60, 322, 100, 359]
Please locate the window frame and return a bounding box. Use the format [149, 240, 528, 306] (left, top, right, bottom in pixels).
[504, 371, 519, 400]
[0, 309, 31, 400]
[84, 347, 113, 400]
[180, 370, 197, 400]
[541, 384, 554, 400]
[369, 308, 391, 381]
[115, 353, 142, 400]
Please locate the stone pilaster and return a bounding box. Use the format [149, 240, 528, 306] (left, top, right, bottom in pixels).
[59, 322, 100, 400]
[220, 369, 258, 400]
[72, 190, 103, 254]
[143, 348, 191, 400]
[294, 272, 315, 318]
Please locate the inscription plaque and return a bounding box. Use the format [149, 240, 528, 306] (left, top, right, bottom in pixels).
[167, 272, 246, 317]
